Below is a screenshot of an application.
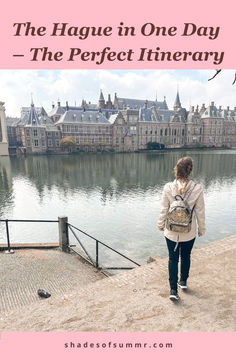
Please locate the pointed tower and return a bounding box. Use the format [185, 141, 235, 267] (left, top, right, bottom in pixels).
[98, 89, 105, 109]
[174, 90, 182, 111]
[163, 96, 168, 110]
[106, 93, 113, 109]
[114, 92, 119, 109]
[27, 99, 41, 126]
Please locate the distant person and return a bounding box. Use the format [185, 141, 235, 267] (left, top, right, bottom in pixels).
[158, 156, 205, 301]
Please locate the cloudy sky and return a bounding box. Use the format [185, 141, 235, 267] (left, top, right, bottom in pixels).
[0, 70, 235, 117]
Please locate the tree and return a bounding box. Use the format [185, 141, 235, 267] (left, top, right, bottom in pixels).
[208, 70, 236, 85]
[59, 137, 76, 147]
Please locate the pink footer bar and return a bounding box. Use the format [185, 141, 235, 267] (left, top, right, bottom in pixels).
[0, 332, 235, 354]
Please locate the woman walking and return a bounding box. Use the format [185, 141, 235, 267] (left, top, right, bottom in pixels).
[158, 156, 205, 301]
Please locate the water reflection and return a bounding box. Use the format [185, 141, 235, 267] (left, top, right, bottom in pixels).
[8, 151, 236, 196]
[0, 150, 235, 263]
[0, 157, 14, 217]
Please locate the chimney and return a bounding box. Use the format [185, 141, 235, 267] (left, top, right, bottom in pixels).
[227, 106, 230, 110]
[52, 102, 55, 109]
[144, 100, 148, 109]
[151, 105, 157, 115]
[57, 100, 61, 107]
[211, 101, 214, 106]
[66, 101, 69, 111]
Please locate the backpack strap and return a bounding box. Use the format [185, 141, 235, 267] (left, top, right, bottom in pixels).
[183, 182, 197, 201]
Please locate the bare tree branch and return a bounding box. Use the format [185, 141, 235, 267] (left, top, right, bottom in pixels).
[232, 73, 236, 85]
[208, 69, 222, 81]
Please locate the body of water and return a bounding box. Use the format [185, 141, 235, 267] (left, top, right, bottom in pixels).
[0, 150, 235, 266]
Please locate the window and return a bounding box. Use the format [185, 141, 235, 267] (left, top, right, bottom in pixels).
[55, 140, 59, 147]
[116, 137, 119, 144]
[26, 129, 30, 137]
[121, 138, 124, 144]
[48, 139, 52, 147]
[47, 132, 51, 137]
[165, 128, 168, 136]
[34, 140, 39, 147]
[74, 125, 78, 132]
[27, 139, 31, 147]
[33, 129, 38, 137]
[42, 139, 45, 147]
[160, 129, 163, 136]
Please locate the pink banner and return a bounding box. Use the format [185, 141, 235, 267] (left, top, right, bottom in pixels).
[0, 332, 235, 354]
[0, 0, 235, 68]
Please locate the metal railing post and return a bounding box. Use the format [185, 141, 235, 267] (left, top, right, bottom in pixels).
[58, 216, 69, 252]
[5, 220, 14, 254]
[96, 240, 99, 268]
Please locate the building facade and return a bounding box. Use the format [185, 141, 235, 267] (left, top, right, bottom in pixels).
[4, 91, 236, 155]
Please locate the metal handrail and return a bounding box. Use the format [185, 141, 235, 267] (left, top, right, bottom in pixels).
[67, 223, 141, 273]
[0, 218, 141, 274]
[0, 219, 59, 253]
[0, 219, 58, 223]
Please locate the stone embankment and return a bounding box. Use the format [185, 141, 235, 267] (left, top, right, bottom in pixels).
[0, 236, 235, 331]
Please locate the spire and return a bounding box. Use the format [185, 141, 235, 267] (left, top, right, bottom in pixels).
[98, 89, 105, 109]
[31, 92, 34, 105]
[174, 89, 181, 110]
[99, 89, 105, 101]
[28, 99, 41, 126]
[163, 96, 168, 110]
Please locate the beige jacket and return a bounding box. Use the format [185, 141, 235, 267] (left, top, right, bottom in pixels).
[158, 179, 206, 242]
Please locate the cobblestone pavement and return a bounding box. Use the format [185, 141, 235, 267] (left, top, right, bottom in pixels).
[1, 236, 236, 331]
[0, 248, 104, 314]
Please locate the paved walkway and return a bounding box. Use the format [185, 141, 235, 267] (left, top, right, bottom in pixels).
[0, 248, 104, 314]
[1, 236, 236, 331]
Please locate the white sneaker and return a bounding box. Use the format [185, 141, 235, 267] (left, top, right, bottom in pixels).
[178, 281, 187, 289]
[169, 289, 180, 301]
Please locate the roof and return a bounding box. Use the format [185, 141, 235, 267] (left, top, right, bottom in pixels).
[201, 104, 236, 121]
[56, 110, 111, 125]
[26, 103, 41, 126]
[6, 117, 21, 127]
[139, 108, 157, 122]
[108, 113, 119, 124]
[116, 97, 168, 110]
[139, 108, 186, 123]
[48, 105, 66, 117]
[21, 106, 47, 119]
